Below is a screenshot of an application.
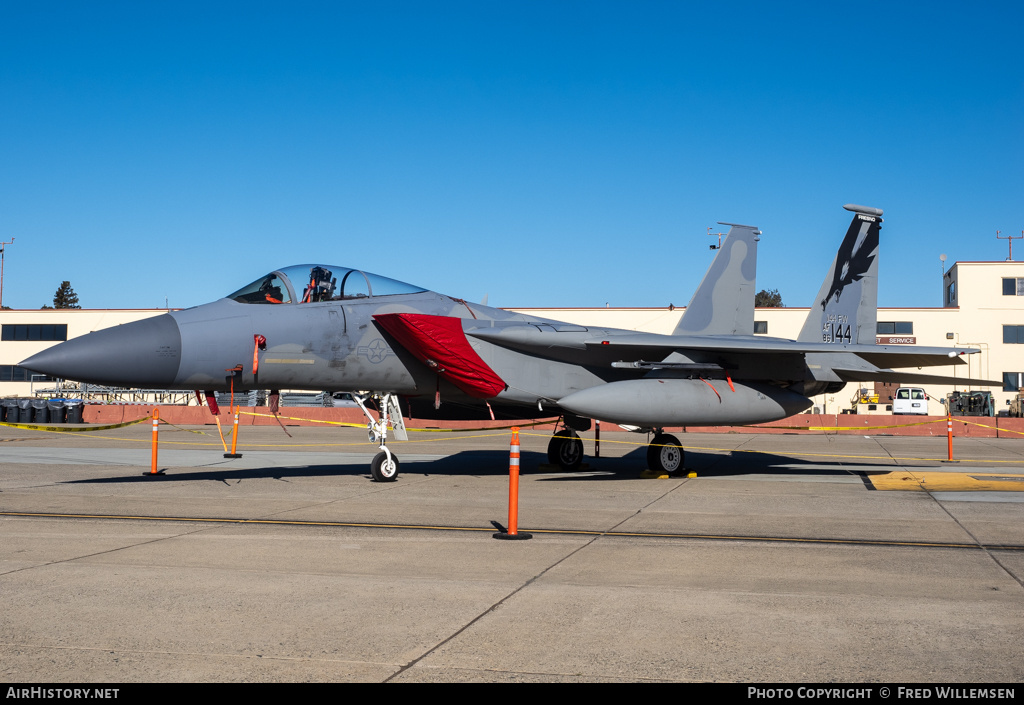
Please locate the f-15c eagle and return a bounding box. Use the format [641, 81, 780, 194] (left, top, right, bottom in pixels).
[22, 204, 987, 481]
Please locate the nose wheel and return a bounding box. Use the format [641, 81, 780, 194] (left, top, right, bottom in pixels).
[371, 450, 400, 482]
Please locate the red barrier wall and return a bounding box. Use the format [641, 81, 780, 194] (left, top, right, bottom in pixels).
[79, 405, 1024, 438]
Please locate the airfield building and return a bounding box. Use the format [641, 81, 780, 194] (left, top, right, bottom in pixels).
[1, 260, 1023, 417]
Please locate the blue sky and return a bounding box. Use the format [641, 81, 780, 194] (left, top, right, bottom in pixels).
[2, 1, 1022, 311]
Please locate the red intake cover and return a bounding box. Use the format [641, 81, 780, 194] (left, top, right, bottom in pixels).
[373, 313, 506, 398]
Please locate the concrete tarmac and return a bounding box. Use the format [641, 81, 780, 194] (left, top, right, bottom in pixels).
[1, 422, 1022, 683]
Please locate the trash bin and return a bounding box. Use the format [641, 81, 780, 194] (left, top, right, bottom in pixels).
[65, 400, 84, 424]
[47, 399, 66, 423]
[1, 399, 17, 423]
[32, 399, 49, 424]
[18, 399, 33, 423]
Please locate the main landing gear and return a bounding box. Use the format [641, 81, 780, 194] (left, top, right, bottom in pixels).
[354, 393, 408, 482]
[647, 431, 684, 474]
[545, 419, 686, 474]
[547, 427, 585, 471]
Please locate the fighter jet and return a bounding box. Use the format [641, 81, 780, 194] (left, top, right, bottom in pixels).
[21, 204, 987, 481]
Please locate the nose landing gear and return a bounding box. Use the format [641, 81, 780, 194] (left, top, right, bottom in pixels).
[354, 392, 407, 482]
[370, 450, 400, 482]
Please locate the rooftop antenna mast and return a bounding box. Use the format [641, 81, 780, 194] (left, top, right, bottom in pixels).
[0, 237, 12, 308]
[996, 229, 1023, 261]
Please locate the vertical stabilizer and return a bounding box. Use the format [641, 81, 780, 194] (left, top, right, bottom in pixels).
[797, 204, 883, 344]
[673, 222, 760, 336]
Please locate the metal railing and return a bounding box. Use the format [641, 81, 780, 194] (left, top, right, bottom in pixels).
[31, 381, 198, 405]
[29, 383, 347, 407]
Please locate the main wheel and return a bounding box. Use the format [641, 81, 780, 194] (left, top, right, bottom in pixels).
[370, 450, 400, 482]
[647, 434, 684, 474]
[547, 430, 584, 471]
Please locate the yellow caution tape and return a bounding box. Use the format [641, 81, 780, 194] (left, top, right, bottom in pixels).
[743, 418, 941, 431]
[519, 431, 1024, 464]
[237, 410, 559, 433]
[0, 416, 151, 433]
[156, 419, 209, 435]
[238, 411, 367, 428]
[953, 419, 1024, 436]
[4, 411, 1020, 465]
[745, 416, 1024, 435]
[403, 418, 559, 433]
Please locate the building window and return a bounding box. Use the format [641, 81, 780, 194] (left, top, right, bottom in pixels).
[946, 281, 956, 305]
[1003, 325, 1024, 344]
[753, 321, 768, 334]
[0, 365, 55, 382]
[877, 321, 914, 335]
[1002, 278, 1024, 296]
[1004, 373, 1024, 392]
[1, 324, 68, 342]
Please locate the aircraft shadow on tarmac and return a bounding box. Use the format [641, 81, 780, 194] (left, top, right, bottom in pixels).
[62, 447, 893, 485]
[67, 463, 379, 484]
[528, 447, 893, 482]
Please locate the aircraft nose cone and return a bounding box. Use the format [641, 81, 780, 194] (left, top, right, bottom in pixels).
[20, 314, 182, 387]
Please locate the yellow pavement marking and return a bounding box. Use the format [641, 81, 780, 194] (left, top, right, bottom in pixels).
[868, 471, 1024, 492]
[5, 511, 1022, 550]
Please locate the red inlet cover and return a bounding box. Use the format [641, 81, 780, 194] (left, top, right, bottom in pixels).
[373, 313, 506, 398]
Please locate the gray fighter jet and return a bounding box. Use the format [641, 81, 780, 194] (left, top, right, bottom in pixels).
[22, 204, 986, 481]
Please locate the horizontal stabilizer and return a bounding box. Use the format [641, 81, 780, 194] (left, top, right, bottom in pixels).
[832, 367, 1000, 387]
[855, 350, 979, 370]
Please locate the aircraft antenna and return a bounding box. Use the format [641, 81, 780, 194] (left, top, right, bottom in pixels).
[996, 229, 1023, 261]
[707, 227, 725, 250]
[0, 237, 13, 308]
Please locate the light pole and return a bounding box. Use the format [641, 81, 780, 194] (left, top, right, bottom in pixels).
[0, 237, 12, 308]
[940, 253, 948, 305]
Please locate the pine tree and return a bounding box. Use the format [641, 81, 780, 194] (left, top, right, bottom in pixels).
[53, 281, 81, 309]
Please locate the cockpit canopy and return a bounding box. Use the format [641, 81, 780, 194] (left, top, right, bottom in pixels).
[229, 264, 426, 305]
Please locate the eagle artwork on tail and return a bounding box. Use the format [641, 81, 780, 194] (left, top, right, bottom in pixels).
[821, 210, 879, 310]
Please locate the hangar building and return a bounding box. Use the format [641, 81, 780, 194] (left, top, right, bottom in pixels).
[1, 260, 1022, 417]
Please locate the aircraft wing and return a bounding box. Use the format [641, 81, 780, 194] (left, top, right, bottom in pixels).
[465, 325, 998, 387]
[579, 332, 974, 364]
[467, 326, 976, 368]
